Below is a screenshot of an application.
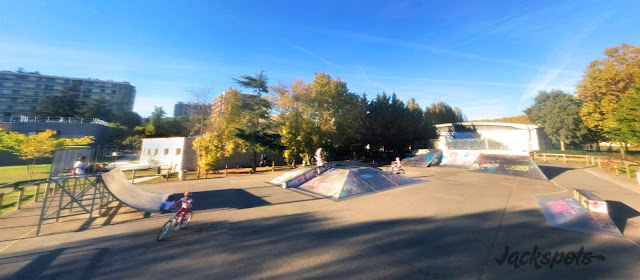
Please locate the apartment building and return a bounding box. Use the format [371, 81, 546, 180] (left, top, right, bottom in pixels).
[0, 70, 136, 118]
[174, 102, 211, 117]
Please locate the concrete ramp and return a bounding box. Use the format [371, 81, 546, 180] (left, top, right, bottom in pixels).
[297, 166, 423, 201]
[269, 166, 319, 188]
[440, 150, 480, 168]
[469, 154, 548, 180]
[402, 149, 442, 167]
[536, 195, 623, 238]
[324, 160, 369, 169]
[101, 168, 172, 213]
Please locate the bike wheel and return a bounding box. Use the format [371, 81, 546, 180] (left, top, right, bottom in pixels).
[398, 169, 405, 175]
[180, 212, 193, 229]
[157, 220, 173, 241]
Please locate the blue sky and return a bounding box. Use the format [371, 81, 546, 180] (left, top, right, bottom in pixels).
[1, 0, 639, 120]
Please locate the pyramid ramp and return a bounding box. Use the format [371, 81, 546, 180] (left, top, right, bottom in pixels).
[402, 149, 442, 167]
[468, 154, 548, 180]
[297, 166, 423, 201]
[101, 168, 172, 213]
[536, 195, 623, 238]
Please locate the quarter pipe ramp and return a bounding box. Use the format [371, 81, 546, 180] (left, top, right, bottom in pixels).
[101, 168, 172, 213]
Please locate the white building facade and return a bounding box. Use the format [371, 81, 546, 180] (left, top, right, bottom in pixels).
[434, 122, 549, 155]
[140, 137, 197, 171]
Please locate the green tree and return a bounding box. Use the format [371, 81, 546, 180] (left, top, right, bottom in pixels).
[272, 80, 320, 164]
[192, 88, 244, 174]
[233, 70, 269, 96]
[112, 111, 142, 129]
[611, 87, 640, 147]
[34, 91, 79, 117]
[577, 43, 640, 152]
[79, 97, 114, 121]
[271, 73, 367, 163]
[424, 102, 466, 125]
[144, 106, 167, 137]
[0, 129, 93, 178]
[363, 92, 426, 154]
[234, 71, 280, 171]
[524, 90, 591, 151]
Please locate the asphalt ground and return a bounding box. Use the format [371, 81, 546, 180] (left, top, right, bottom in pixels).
[1, 163, 639, 279]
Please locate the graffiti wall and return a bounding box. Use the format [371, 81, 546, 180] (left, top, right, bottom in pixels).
[439, 150, 480, 168]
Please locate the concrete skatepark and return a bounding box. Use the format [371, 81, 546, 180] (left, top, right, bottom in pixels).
[1, 161, 640, 279]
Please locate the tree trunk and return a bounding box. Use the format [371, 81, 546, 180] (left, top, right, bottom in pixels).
[560, 140, 565, 151]
[619, 142, 626, 159]
[29, 159, 36, 179]
[252, 150, 257, 172]
[594, 141, 600, 152]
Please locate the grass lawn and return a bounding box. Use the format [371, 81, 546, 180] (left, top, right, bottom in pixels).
[0, 164, 51, 185]
[0, 184, 47, 214]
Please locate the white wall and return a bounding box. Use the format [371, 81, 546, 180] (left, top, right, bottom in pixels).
[140, 137, 186, 171]
[436, 124, 542, 155]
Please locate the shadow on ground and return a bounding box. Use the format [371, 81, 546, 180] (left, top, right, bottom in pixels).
[537, 164, 588, 180]
[2, 209, 638, 280]
[607, 200, 640, 233]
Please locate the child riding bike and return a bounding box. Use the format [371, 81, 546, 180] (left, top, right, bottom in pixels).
[174, 192, 193, 230]
[391, 157, 402, 174]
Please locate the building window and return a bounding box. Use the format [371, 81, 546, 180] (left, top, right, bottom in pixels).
[147, 149, 151, 155]
[100, 89, 105, 93]
[164, 148, 169, 155]
[176, 148, 182, 155]
[154, 149, 158, 156]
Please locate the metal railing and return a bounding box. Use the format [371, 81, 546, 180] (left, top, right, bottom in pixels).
[0, 116, 108, 125]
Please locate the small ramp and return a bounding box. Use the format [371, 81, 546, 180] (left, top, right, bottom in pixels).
[269, 161, 369, 189]
[269, 166, 319, 188]
[439, 150, 480, 168]
[402, 149, 442, 167]
[469, 154, 548, 180]
[101, 168, 171, 213]
[536, 195, 623, 238]
[296, 166, 423, 201]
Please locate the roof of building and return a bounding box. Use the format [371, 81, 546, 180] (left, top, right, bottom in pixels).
[0, 70, 133, 85]
[434, 122, 539, 130]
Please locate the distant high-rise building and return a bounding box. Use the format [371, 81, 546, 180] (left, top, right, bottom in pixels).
[174, 102, 211, 117]
[211, 91, 253, 119]
[0, 70, 136, 118]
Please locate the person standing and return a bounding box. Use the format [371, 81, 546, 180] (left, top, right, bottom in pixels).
[315, 147, 324, 175]
[72, 156, 87, 175]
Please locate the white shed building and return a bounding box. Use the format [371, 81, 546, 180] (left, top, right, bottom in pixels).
[140, 137, 197, 171]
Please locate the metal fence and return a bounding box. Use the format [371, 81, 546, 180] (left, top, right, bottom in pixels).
[49, 146, 119, 177]
[0, 116, 108, 126]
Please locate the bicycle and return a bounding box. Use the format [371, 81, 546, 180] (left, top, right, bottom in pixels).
[156, 205, 193, 241]
[386, 166, 405, 175]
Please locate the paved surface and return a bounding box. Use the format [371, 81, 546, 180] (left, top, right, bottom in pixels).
[1, 163, 639, 279]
